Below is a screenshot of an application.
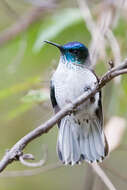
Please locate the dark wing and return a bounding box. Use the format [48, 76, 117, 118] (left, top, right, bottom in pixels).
[90, 68, 103, 126]
[95, 91, 109, 156]
[95, 91, 103, 126]
[50, 80, 60, 114]
[90, 69, 109, 156]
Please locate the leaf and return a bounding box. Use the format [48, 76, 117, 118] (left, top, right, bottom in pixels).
[33, 9, 82, 52]
[22, 89, 49, 103]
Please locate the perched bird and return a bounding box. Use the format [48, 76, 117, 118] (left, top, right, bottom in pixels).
[44, 40, 108, 165]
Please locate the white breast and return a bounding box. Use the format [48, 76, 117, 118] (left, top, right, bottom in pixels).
[52, 61, 99, 115]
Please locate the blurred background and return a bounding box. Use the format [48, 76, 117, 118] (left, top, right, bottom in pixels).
[0, 0, 127, 189]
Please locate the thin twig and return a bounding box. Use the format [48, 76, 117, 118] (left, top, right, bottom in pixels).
[19, 146, 48, 167]
[78, 0, 121, 66]
[89, 1, 115, 65]
[19, 155, 46, 167]
[91, 163, 117, 190]
[106, 29, 121, 67]
[106, 29, 121, 83]
[0, 59, 126, 173]
[77, 0, 106, 63]
[84, 164, 95, 190]
[0, 162, 62, 178]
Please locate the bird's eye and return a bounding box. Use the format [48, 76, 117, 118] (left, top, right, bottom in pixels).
[69, 49, 79, 54]
[73, 50, 79, 54]
[69, 49, 74, 53]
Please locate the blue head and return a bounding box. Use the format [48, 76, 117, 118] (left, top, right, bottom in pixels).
[44, 41, 89, 65]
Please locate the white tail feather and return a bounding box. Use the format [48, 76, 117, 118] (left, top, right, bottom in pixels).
[57, 115, 108, 164]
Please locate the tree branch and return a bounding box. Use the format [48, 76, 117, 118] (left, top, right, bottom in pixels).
[0, 59, 127, 173]
[91, 163, 117, 190]
[19, 145, 47, 167]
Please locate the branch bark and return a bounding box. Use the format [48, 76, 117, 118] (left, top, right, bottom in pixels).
[0, 59, 127, 173]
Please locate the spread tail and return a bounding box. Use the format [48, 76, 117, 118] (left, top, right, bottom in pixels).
[57, 115, 108, 165]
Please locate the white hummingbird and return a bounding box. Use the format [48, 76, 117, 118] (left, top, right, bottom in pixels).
[45, 40, 108, 165]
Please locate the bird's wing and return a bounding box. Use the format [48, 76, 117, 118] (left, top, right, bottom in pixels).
[87, 70, 108, 157]
[95, 91, 103, 126]
[90, 68, 103, 126]
[50, 80, 60, 114]
[94, 90, 109, 157]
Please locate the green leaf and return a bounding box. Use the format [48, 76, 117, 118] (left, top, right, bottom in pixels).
[22, 89, 49, 103]
[33, 9, 82, 52]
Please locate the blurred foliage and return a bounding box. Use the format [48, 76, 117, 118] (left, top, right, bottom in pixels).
[34, 9, 83, 52]
[22, 88, 49, 103]
[0, 0, 127, 190]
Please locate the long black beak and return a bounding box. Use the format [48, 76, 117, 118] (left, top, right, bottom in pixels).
[44, 40, 63, 51]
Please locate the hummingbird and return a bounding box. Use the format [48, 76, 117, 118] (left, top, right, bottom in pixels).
[44, 40, 108, 165]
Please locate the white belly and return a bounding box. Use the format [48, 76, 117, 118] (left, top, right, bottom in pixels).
[52, 63, 99, 116]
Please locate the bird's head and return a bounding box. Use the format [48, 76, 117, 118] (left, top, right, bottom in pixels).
[44, 41, 90, 66]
